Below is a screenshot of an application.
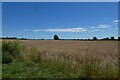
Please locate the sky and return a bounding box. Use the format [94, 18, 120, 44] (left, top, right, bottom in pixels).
[2, 0, 120, 2]
[2, 2, 118, 39]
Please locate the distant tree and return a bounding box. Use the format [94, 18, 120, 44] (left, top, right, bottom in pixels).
[102, 37, 109, 40]
[84, 39, 87, 41]
[106, 37, 109, 40]
[88, 38, 90, 40]
[41, 39, 44, 40]
[80, 39, 83, 40]
[54, 35, 59, 40]
[21, 38, 26, 40]
[93, 37, 97, 40]
[110, 36, 115, 40]
[118, 37, 120, 41]
[6, 37, 9, 39]
[13, 37, 17, 39]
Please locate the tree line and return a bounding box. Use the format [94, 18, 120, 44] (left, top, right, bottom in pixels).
[54, 35, 120, 41]
[1, 37, 27, 40]
[1, 35, 120, 41]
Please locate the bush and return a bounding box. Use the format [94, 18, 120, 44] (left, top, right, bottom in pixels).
[2, 41, 42, 64]
[2, 41, 22, 64]
[2, 51, 12, 64]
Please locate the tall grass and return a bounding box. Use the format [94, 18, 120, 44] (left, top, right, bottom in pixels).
[2, 40, 119, 78]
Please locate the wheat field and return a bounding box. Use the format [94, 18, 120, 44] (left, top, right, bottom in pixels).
[21, 40, 118, 61]
[2, 40, 119, 78]
[21, 40, 118, 75]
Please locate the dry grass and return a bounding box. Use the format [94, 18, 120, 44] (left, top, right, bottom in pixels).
[21, 40, 118, 61]
[2, 40, 119, 78]
[20, 40, 119, 77]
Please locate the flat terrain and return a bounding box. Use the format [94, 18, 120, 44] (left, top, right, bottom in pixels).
[21, 40, 118, 60]
[21, 40, 118, 52]
[2, 40, 119, 78]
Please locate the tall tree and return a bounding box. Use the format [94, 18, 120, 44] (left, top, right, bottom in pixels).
[118, 37, 120, 41]
[110, 36, 114, 40]
[54, 35, 59, 40]
[93, 37, 97, 40]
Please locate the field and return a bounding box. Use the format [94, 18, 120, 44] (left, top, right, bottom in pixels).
[2, 40, 119, 78]
[21, 40, 118, 59]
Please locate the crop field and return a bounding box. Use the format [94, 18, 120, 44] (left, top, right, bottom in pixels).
[2, 40, 119, 78]
[21, 40, 119, 68]
[21, 40, 118, 58]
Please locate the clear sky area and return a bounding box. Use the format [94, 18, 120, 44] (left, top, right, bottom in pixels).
[2, 2, 118, 39]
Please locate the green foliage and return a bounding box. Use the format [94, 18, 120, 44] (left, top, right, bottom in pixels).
[2, 41, 21, 55]
[2, 52, 12, 64]
[2, 41, 22, 64]
[2, 41, 41, 64]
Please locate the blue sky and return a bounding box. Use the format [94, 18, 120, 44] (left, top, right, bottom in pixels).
[2, 2, 118, 39]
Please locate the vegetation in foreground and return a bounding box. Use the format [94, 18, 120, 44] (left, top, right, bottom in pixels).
[2, 40, 119, 78]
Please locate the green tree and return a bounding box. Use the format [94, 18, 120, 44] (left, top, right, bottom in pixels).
[110, 36, 114, 40]
[93, 37, 97, 40]
[54, 35, 59, 40]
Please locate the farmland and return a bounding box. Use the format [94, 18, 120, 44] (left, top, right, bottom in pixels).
[2, 40, 119, 78]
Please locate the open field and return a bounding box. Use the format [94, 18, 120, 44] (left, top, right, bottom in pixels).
[2, 40, 119, 78]
[21, 40, 118, 63]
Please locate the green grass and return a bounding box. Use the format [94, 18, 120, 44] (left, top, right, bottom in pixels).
[2, 59, 78, 78]
[2, 40, 119, 78]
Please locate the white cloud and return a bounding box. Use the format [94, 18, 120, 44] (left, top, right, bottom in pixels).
[32, 29, 41, 32]
[30, 27, 87, 33]
[97, 24, 109, 28]
[89, 24, 110, 33]
[113, 20, 120, 23]
[88, 29, 99, 33]
[24, 24, 110, 33]
[90, 27, 96, 29]
[43, 27, 87, 32]
[90, 24, 110, 29]
[23, 29, 41, 32]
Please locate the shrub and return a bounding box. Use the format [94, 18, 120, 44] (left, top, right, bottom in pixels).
[2, 41, 42, 64]
[2, 41, 22, 64]
[2, 52, 12, 64]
